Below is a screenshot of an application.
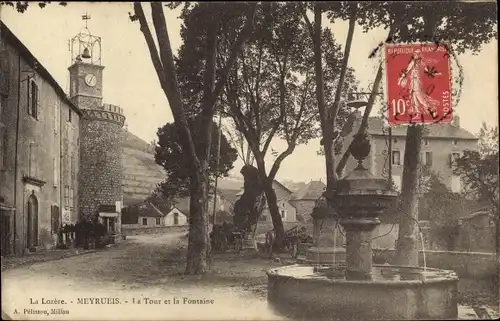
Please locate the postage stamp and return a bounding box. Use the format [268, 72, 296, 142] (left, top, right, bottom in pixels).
[384, 43, 453, 125]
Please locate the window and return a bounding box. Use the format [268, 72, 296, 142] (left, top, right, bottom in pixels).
[450, 152, 461, 168]
[424, 139, 429, 146]
[173, 212, 179, 225]
[392, 150, 401, 166]
[281, 210, 285, 218]
[452, 139, 458, 146]
[142, 218, 148, 226]
[155, 218, 161, 225]
[68, 109, 72, 123]
[69, 187, 74, 210]
[424, 152, 433, 166]
[28, 79, 39, 119]
[0, 125, 5, 170]
[64, 185, 69, 209]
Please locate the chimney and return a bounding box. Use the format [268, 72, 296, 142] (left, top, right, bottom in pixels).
[452, 115, 460, 127]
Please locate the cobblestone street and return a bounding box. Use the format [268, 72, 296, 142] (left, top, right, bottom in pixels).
[2, 233, 284, 320]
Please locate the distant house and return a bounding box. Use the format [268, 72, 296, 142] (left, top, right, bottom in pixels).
[234, 180, 297, 223]
[261, 198, 297, 222]
[164, 207, 188, 227]
[289, 180, 326, 220]
[122, 201, 188, 228]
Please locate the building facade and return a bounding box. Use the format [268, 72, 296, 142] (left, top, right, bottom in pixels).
[289, 180, 327, 221]
[1, 22, 81, 255]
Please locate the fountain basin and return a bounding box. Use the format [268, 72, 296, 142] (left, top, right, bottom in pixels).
[267, 264, 458, 320]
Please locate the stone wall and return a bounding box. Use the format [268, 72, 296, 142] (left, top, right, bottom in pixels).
[372, 248, 496, 279]
[79, 117, 123, 220]
[122, 224, 187, 235]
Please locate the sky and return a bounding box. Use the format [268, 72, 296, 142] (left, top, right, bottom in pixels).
[1, 2, 498, 183]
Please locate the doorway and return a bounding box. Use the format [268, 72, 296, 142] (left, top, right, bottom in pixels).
[1, 211, 10, 256]
[27, 194, 38, 250]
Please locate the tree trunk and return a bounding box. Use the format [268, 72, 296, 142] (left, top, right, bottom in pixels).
[263, 180, 285, 249]
[185, 172, 210, 274]
[394, 125, 423, 266]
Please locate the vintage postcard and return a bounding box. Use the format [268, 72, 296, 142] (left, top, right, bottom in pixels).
[1, 1, 498, 320]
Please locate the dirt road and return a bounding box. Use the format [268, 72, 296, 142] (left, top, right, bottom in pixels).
[2, 233, 285, 320]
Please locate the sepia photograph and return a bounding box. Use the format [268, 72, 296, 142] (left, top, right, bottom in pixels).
[0, 1, 498, 320]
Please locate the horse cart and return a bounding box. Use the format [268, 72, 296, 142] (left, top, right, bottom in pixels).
[210, 222, 244, 254]
[265, 225, 311, 259]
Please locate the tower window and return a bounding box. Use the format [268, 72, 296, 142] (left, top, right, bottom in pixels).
[392, 150, 401, 166]
[68, 109, 72, 123]
[28, 80, 39, 120]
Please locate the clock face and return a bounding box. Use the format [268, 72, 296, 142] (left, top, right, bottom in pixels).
[85, 74, 97, 87]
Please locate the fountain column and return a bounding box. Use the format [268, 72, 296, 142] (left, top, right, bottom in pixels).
[342, 218, 379, 280]
[330, 132, 397, 280]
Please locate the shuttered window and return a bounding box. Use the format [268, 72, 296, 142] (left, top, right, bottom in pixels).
[0, 125, 5, 170]
[27, 79, 39, 120]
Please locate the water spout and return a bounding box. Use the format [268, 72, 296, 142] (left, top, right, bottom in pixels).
[419, 231, 427, 272]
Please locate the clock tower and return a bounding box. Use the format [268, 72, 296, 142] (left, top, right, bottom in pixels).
[68, 17, 104, 109]
[69, 14, 125, 240]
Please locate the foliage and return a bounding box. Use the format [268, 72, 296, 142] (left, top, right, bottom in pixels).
[420, 172, 464, 250]
[453, 124, 499, 214]
[154, 115, 237, 198]
[0, 1, 67, 12]
[145, 186, 175, 216]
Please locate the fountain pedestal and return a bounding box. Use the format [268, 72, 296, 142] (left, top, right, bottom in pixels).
[342, 218, 379, 280]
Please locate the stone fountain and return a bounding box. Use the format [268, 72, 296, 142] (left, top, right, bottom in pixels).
[267, 133, 459, 320]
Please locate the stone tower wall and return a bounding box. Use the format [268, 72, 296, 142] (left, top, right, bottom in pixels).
[79, 105, 125, 220]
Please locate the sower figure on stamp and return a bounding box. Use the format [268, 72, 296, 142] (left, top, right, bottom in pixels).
[397, 49, 442, 118]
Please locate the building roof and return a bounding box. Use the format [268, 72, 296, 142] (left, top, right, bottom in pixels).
[367, 117, 478, 140]
[136, 202, 165, 218]
[172, 197, 190, 215]
[290, 180, 326, 201]
[235, 180, 293, 197]
[1, 21, 82, 116]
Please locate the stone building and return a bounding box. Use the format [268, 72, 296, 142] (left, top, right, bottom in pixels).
[1, 22, 81, 255]
[289, 180, 326, 221]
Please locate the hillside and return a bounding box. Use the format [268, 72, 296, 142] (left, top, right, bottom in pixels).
[121, 130, 165, 206]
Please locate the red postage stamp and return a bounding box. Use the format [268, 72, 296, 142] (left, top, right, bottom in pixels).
[384, 43, 452, 125]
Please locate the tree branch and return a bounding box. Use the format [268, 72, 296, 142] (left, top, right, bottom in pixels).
[212, 2, 258, 104]
[150, 2, 200, 169]
[133, 3, 166, 89]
